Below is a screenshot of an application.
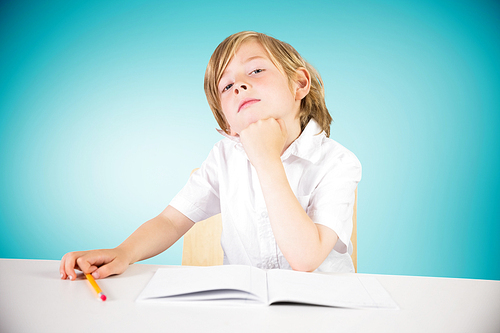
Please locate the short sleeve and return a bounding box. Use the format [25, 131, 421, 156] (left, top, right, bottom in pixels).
[308, 149, 361, 254]
[169, 146, 221, 222]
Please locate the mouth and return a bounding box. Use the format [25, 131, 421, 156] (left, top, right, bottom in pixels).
[238, 98, 260, 113]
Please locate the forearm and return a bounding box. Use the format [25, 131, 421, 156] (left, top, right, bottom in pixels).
[255, 159, 337, 271]
[117, 205, 194, 265]
[240, 118, 337, 271]
[60, 205, 193, 280]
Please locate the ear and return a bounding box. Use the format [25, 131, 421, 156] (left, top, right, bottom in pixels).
[294, 67, 311, 101]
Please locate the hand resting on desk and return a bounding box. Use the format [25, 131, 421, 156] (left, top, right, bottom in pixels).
[60, 206, 195, 281]
[60, 248, 130, 281]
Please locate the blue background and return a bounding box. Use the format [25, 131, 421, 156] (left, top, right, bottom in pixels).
[1, 0, 499, 280]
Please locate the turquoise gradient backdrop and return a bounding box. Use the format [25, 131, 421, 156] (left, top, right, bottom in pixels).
[1, 0, 499, 280]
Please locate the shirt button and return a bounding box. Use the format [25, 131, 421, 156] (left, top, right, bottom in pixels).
[260, 212, 268, 218]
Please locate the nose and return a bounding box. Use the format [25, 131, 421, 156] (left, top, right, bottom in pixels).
[234, 83, 248, 95]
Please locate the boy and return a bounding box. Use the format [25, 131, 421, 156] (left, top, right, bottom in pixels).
[60, 31, 361, 280]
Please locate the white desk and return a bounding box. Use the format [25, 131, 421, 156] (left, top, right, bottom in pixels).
[1, 259, 499, 333]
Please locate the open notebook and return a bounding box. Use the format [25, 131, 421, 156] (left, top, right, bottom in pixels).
[137, 265, 399, 309]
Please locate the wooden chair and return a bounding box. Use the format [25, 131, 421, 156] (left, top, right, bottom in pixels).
[181, 170, 358, 272]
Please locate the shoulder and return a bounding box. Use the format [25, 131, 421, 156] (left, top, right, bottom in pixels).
[318, 136, 362, 170]
[212, 137, 244, 157]
[203, 137, 247, 171]
[290, 120, 360, 171]
[213, 136, 237, 150]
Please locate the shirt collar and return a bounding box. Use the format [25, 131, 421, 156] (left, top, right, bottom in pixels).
[217, 119, 325, 163]
[281, 119, 325, 163]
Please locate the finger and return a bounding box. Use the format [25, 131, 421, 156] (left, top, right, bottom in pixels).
[75, 250, 111, 275]
[59, 254, 67, 280]
[76, 256, 93, 275]
[92, 259, 126, 279]
[63, 251, 83, 281]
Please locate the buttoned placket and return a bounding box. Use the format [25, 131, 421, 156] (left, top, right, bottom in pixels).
[250, 166, 280, 270]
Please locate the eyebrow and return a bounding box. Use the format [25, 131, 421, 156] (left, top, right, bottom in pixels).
[243, 55, 266, 63]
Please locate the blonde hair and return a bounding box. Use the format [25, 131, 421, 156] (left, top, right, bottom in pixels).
[204, 31, 332, 137]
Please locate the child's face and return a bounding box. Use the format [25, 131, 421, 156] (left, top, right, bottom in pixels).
[218, 40, 301, 136]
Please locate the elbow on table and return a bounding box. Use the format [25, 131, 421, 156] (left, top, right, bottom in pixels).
[285, 235, 335, 272]
[289, 259, 320, 273]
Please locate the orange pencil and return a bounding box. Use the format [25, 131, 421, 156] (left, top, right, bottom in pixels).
[85, 273, 107, 301]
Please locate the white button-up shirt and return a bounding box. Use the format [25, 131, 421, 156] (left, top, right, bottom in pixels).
[170, 120, 362, 273]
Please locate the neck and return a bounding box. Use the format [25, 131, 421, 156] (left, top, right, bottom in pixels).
[281, 119, 302, 155]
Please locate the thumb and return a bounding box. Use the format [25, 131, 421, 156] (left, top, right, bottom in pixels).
[92, 259, 127, 279]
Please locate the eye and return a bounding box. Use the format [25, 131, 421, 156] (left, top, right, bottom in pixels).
[222, 83, 233, 93]
[250, 69, 263, 75]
